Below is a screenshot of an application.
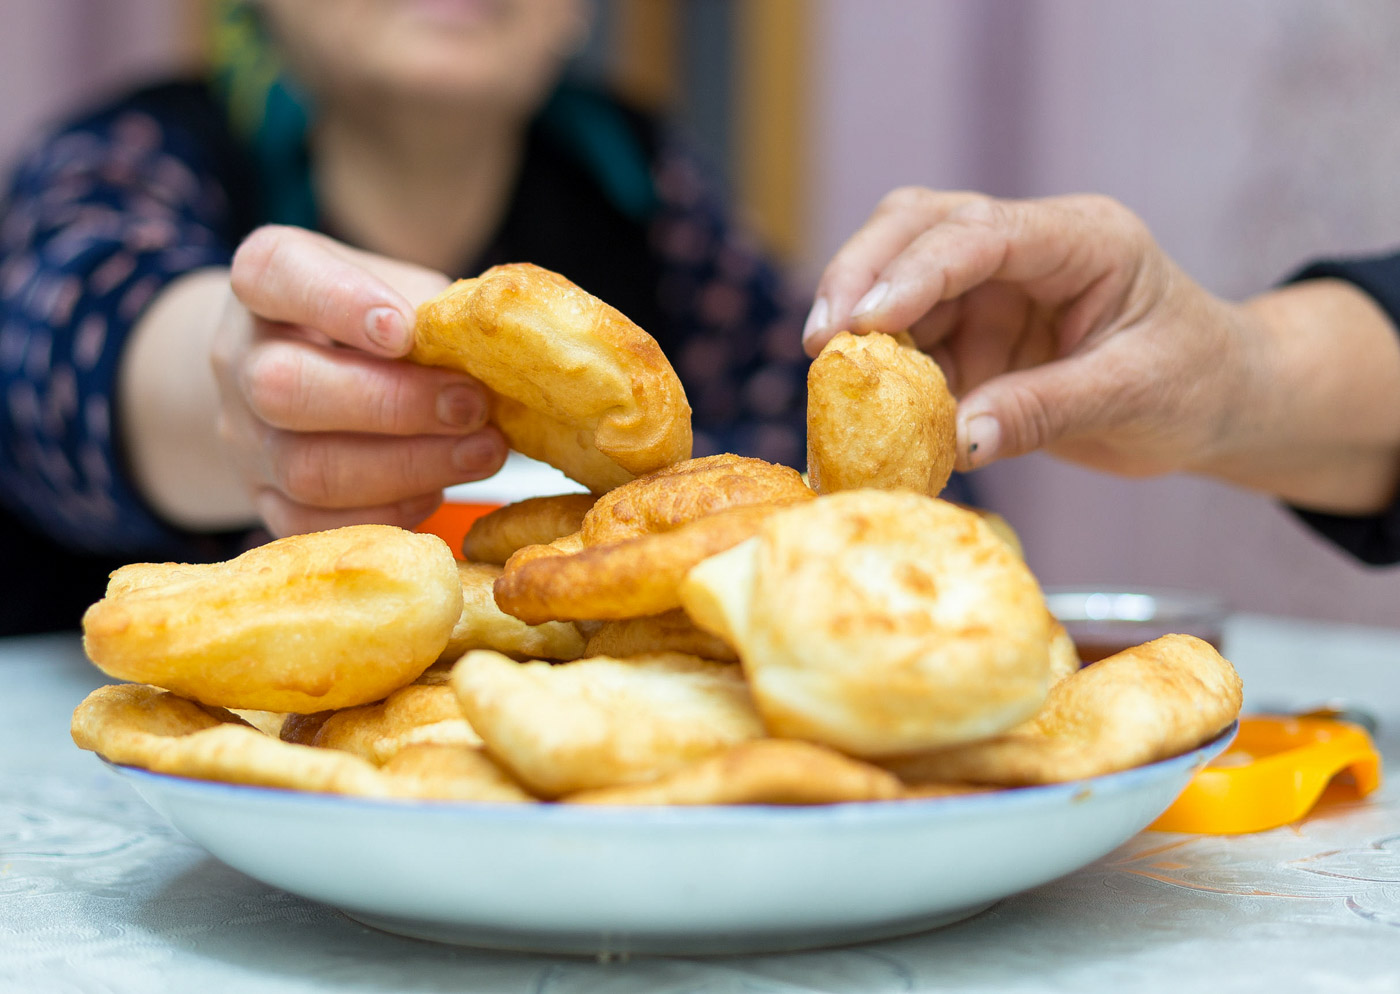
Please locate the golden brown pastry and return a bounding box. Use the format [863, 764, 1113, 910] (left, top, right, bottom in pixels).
[411, 263, 692, 492]
[494, 503, 785, 623]
[492, 455, 814, 623]
[72, 683, 535, 802]
[579, 454, 814, 546]
[450, 650, 765, 798]
[279, 682, 481, 765]
[584, 609, 738, 662]
[438, 561, 585, 663]
[563, 739, 904, 806]
[378, 744, 537, 803]
[680, 491, 1053, 757]
[82, 525, 462, 713]
[881, 634, 1243, 786]
[806, 331, 957, 497]
[461, 493, 597, 564]
[72, 683, 391, 796]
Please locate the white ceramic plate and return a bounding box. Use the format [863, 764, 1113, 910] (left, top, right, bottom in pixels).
[106, 725, 1234, 957]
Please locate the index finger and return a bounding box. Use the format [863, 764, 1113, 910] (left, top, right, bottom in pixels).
[803, 188, 982, 356]
[230, 225, 417, 357]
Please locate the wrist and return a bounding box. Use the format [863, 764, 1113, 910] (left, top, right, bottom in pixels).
[1191, 280, 1400, 513]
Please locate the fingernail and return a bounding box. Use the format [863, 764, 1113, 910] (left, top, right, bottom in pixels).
[365, 306, 411, 353]
[801, 297, 830, 344]
[437, 383, 484, 429]
[963, 414, 1001, 467]
[452, 433, 500, 473]
[850, 282, 890, 319]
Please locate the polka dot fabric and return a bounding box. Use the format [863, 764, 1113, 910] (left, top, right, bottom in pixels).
[1, 105, 234, 557]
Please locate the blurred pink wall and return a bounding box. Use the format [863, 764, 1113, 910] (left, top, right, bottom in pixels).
[0, 0, 193, 172]
[809, 0, 1400, 627]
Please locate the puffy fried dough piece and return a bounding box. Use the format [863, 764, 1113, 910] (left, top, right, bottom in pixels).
[807, 331, 957, 497]
[1046, 618, 1081, 689]
[579, 454, 814, 546]
[958, 504, 1024, 559]
[412, 263, 692, 492]
[563, 739, 905, 806]
[495, 504, 784, 623]
[82, 525, 462, 713]
[72, 683, 390, 796]
[379, 744, 537, 803]
[881, 635, 1243, 786]
[280, 683, 482, 765]
[450, 650, 765, 799]
[681, 492, 1052, 757]
[585, 610, 738, 662]
[439, 562, 584, 663]
[228, 709, 288, 737]
[462, 493, 597, 565]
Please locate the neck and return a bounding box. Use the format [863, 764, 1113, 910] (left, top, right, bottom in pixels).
[311, 96, 528, 274]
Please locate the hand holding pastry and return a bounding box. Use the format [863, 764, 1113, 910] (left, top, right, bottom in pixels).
[803, 189, 1400, 515]
[215, 226, 507, 536]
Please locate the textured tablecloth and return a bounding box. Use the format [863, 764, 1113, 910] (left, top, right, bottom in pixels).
[3, 615, 1399, 994]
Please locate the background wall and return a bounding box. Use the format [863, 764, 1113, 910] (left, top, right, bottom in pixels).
[4, 0, 1398, 626]
[0, 0, 196, 175]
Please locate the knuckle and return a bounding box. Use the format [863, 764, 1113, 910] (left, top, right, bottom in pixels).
[390, 437, 441, 489]
[229, 225, 289, 300]
[369, 371, 417, 434]
[949, 195, 1004, 230]
[877, 185, 932, 215]
[274, 438, 339, 505]
[998, 384, 1060, 456]
[243, 344, 306, 425]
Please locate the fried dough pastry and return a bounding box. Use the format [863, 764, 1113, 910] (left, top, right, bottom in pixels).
[881, 634, 1243, 786]
[961, 505, 1024, 559]
[378, 744, 537, 803]
[412, 263, 692, 492]
[584, 609, 738, 662]
[1046, 618, 1081, 688]
[72, 683, 390, 796]
[807, 331, 957, 497]
[82, 525, 462, 713]
[680, 491, 1052, 757]
[439, 562, 584, 663]
[461, 493, 597, 564]
[494, 504, 787, 623]
[280, 682, 481, 765]
[450, 650, 765, 798]
[492, 456, 814, 624]
[579, 454, 814, 546]
[73, 683, 535, 802]
[563, 739, 905, 806]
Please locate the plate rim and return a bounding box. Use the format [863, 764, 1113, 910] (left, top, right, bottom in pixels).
[101, 720, 1237, 825]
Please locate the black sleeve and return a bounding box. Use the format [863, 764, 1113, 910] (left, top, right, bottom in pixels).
[1285, 252, 1400, 566]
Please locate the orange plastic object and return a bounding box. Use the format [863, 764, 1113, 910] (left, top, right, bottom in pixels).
[415, 502, 501, 559]
[1151, 715, 1382, 835]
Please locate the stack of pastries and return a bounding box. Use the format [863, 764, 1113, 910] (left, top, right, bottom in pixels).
[72, 263, 1242, 805]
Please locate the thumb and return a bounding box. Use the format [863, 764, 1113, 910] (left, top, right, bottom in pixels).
[955, 358, 1117, 470]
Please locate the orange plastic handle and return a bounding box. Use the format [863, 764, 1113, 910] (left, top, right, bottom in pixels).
[1151, 715, 1382, 835]
[415, 502, 501, 559]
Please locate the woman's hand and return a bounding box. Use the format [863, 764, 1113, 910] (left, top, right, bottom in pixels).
[213, 225, 506, 536]
[801, 190, 1400, 514]
[121, 225, 506, 539]
[803, 191, 1249, 477]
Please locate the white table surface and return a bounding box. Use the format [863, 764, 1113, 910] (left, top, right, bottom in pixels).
[3, 615, 1398, 994]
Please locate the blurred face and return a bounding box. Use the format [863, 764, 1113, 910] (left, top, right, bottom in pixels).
[259, 0, 589, 112]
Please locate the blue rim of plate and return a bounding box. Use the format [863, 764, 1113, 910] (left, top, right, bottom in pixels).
[101, 721, 1237, 827]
